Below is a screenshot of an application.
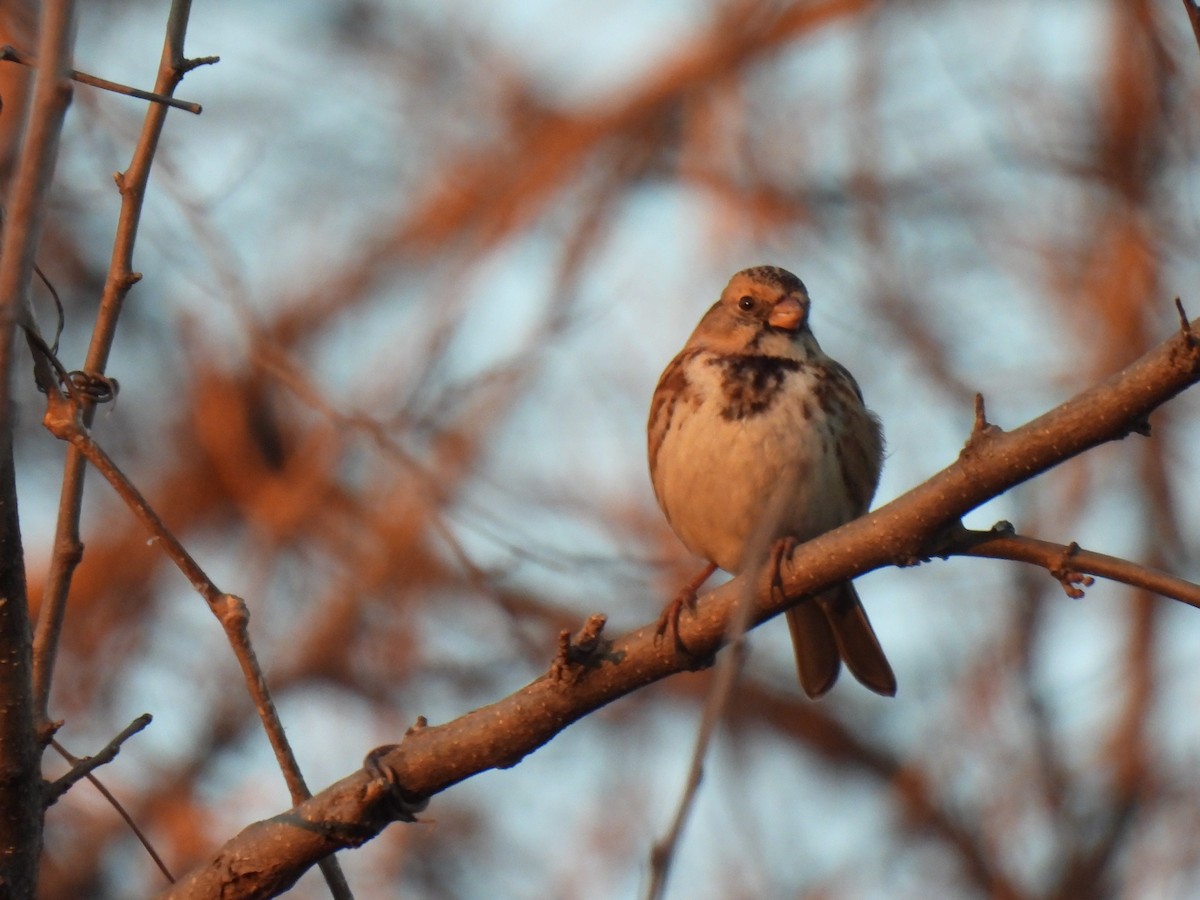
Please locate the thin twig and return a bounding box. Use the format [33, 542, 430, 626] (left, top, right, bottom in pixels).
[647, 519, 769, 899]
[50, 739, 175, 883]
[210, 593, 320, 807]
[953, 529, 1200, 608]
[31, 0, 211, 731]
[32, 263, 65, 353]
[0, 43, 205, 113]
[37, 387, 353, 899]
[44, 714, 151, 803]
[41, 392, 219, 599]
[960, 392, 1002, 458]
[1176, 297, 1195, 345]
[646, 626, 747, 900]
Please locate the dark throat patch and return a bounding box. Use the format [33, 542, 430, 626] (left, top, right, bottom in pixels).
[712, 354, 802, 420]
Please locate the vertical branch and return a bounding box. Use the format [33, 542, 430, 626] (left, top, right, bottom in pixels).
[31, 0, 206, 730]
[26, 4, 353, 893]
[0, 0, 77, 893]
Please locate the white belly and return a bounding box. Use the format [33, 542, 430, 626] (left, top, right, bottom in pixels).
[652, 361, 860, 574]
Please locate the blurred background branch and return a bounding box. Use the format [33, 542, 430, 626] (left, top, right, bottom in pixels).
[2, 0, 1200, 897]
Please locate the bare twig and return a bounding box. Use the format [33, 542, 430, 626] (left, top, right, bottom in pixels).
[647, 505, 777, 899]
[32, 263, 65, 352]
[954, 529, 1200, 609]
[960, 391, 1001, 457]
[1176, 297, 1195, 345]
[41, 391, 219, 599]
[32, 0, 209, 731]
[0, 43, 206, 113]
[647, 628, 747, 900]
[50, 737, 174, 883]
[37, 386, 353, 898]
[44, 714, 151, 803]
[209, 593, 317, 805]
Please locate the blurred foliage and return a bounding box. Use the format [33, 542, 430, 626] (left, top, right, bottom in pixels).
[6, 0, 1200, 896]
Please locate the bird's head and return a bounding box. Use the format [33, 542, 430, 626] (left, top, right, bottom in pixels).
[690, 265, 813, 354]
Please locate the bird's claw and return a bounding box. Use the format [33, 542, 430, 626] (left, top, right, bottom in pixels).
[655, 587, 699, 652]
[655, 562, 716, 654]
[767, 536, 800, 601]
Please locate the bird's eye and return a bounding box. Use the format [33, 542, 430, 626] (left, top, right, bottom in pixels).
[737, 295, 755, 311]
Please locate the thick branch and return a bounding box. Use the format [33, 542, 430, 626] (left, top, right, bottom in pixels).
[163, 312, 1200, 898]
[0, 1, 77, 894]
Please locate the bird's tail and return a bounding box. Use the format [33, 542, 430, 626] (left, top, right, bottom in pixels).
[785, 582, 896, 698]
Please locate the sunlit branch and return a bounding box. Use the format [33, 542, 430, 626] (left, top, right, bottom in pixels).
[950, 528, 1200, 608]
[37, 384, 351, 898]
[162, 310, 1200, 898]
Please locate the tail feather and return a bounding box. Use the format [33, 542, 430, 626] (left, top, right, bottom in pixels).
[786, 583, 896, 698]
[785, 602, 840, 699]
[820, 582, 896, 697]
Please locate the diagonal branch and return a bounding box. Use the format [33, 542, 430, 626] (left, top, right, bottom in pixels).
[37, 385, 352, 898]
[161, 310, 1200, 899]
[0, 43, 206, 113]
[44, 714, 152, 804]
[31, 0, 206, 733]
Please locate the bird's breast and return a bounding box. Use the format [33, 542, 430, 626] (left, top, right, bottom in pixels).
[651, 351, 868, 573]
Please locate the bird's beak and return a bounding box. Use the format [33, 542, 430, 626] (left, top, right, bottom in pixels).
[768, 297, 804, 332]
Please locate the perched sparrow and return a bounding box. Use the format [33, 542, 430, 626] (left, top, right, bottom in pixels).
[648, 265, 896, 698]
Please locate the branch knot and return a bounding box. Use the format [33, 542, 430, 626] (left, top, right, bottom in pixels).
[550, 613, 612, 683]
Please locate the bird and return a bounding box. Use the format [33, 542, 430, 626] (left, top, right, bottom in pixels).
[647, 265, 895, 698]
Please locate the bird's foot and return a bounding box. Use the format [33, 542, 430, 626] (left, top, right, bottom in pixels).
[767, 536, 800, 602]
[655, 562, 717, 653]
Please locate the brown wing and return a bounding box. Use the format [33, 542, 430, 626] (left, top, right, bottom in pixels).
[825, 359, 884, 514]
[647, 346, 701, 478]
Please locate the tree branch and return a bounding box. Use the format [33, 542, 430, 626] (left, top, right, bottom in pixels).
[31, 0, 208, 731]
[161, 309, 1200, 898]
[949, 527, 1200, 607]
[44, 713, 151, 804]
[0, 0, 77, 894]
[38, 385, 353, 899]
[0, 43, 206, 113]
